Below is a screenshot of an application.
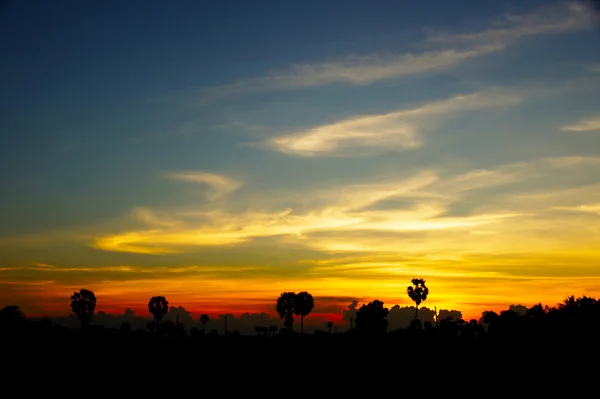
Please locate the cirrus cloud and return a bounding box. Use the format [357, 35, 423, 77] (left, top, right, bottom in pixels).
[164, 171, 241, 200]
[560, 114, 600, 132]
[262, 89, 522, 157]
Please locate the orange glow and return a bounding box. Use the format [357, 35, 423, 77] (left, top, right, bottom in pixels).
[3, 265, 599, 325]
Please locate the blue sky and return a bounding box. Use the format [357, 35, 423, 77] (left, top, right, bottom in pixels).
[1, 0, 600, 320]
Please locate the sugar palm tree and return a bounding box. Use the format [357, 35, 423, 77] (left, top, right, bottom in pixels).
[406, 278, 429, 321]
[199, 314, 209, 334]
[148, 296, 169, 325]
[70, 289, 96, 328]
[276, 292, 296, 329]
[294, 291, 314, 335]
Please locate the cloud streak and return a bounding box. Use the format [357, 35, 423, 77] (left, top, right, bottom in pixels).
[165, 171, 241, 200]
[174, 1, 594, 104]
[426, 1, 594, 46]
[91, 154, 600, 255]
[560, 114, 600, 132]
[262, 89, 522, 157]
[200, 47, 501, 100]
[0, 263, 270, 275]
[553, 203, 600, 215]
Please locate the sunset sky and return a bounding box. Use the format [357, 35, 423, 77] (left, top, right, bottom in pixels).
[1, 0, 600, 326]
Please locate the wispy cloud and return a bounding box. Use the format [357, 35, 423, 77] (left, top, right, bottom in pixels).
[427, 1, 594, 46]
[6, 153, 598, 256]
[17, 263, 268, 274]
[560, 114, 600, 131]
[199, 48, 500, 101]
[90, 154, 600, 255]
[30, 263, 140, 273]
[553, 203, 600, 215]
[164, 171, 241, 200]
[168, 1, 594, 104]
[262, 89, 522, 157]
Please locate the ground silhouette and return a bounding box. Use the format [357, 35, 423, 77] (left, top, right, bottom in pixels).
[2, 286, 599, 344]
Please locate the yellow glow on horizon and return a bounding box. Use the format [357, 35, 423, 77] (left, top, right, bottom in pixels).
[3, 255, 599, 323]
[2, 155, 600, 324]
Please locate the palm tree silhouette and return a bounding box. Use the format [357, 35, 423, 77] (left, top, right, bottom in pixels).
[294, 291, 314, 335]
[559, 295, 577, 312]
[406, 278, 429, 321]
[276, 292, 296, 329]
[199, 314, 209, 334]
[70, 289, 96, 328]
[148, 296, 169, 325]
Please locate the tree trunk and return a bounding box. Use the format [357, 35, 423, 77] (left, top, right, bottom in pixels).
[414, 304, 419, 321]
[301, 315, 304, 335]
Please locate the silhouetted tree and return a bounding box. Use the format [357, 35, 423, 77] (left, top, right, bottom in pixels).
[355, 300, 389, 334]
[409, 318, 422, 330]
[0, 306, 27, 333]
[200, 314, 209, 334]
[482, 310, 498, 325]
[294, 291, 314, 335]
[269, 325, 278, 337]
[482, 310, 499, 333]
[559, 295, 577, 312]
[406, 278, 428, 321]
[0, 305, 26, 324]
[276, 292, 296, 329]
[327, 321, 333, 333]
[148, 296, 169, 325]
[70, 289, 96, 328]
[527, 303, 547, 319]
[496, 309, 522, 336]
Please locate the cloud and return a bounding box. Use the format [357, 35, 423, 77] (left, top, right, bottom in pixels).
[7, 152, 599, 258]
[540, 155, 600, 167]
[91, 157, 540, 255]
[553, 203, 600, 215]
[427, 1, 594, 47]
[560, 114, 600, 131]
[200, 48, 500, 101]
[0, 262, 269, 276]
[263, 90, 522, 157]
[164, 171, 241, 200]
[265, 113, 421, 157]
[131, 207, 183, 229]
[168, 1, 594, 104]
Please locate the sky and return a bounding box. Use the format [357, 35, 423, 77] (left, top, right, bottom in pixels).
[1, 0, 600, 328]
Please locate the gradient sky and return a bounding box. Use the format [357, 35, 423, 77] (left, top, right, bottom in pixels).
[1, 0, 600, 325]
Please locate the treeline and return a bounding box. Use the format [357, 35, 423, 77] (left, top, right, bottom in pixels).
[1, 278, 599, 340]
